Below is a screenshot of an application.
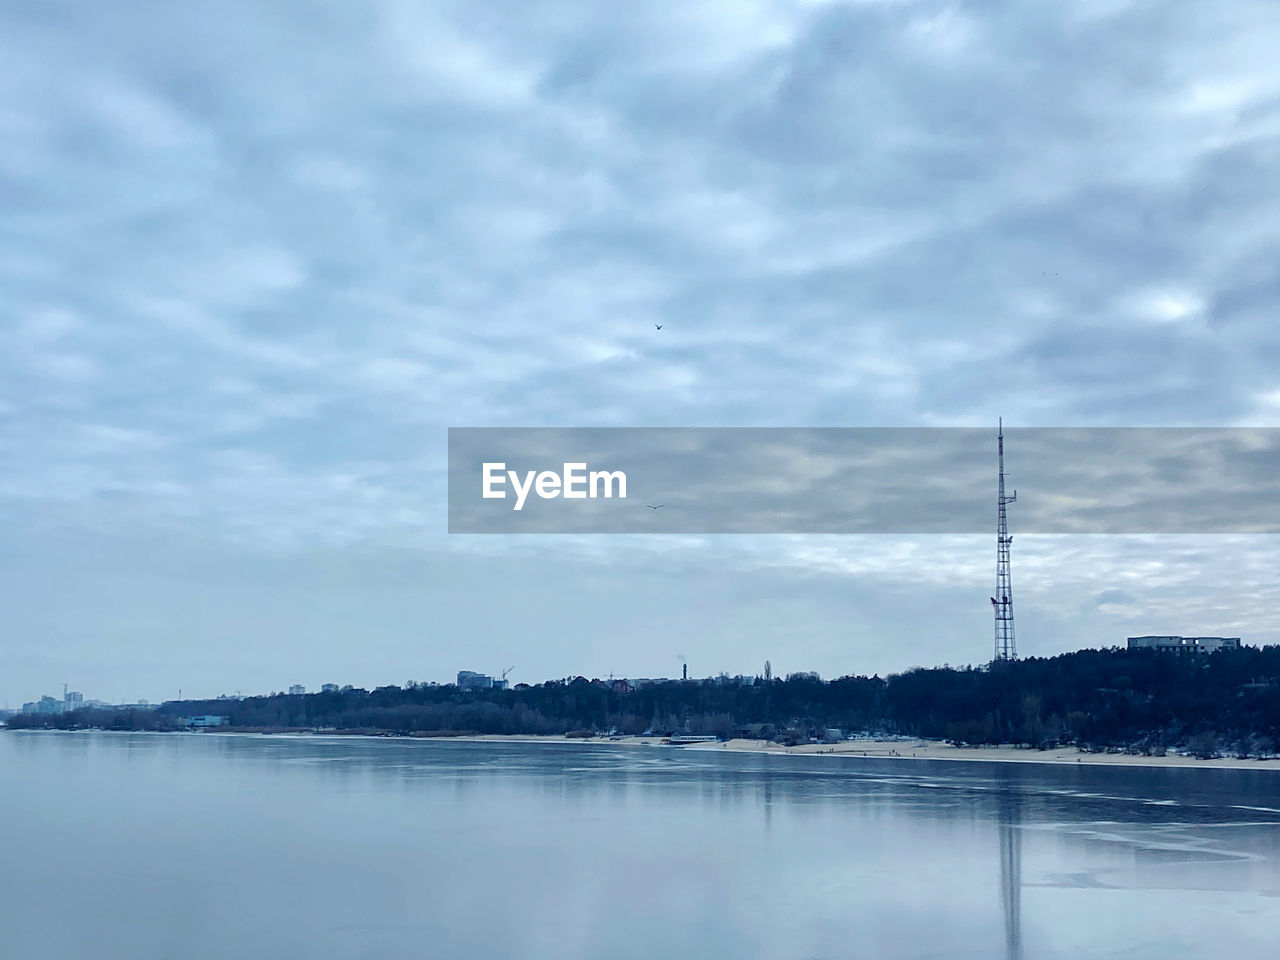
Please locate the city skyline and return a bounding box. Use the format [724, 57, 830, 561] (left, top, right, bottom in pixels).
[8, 627, 1262, 714]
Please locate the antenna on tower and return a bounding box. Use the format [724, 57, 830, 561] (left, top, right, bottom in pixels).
[992, 418, 1017, 662]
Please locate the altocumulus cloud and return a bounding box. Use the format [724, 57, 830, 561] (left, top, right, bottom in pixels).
[2, 0, 1280, 703]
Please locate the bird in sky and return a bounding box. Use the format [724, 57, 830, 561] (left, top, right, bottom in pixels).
[654, 324, 662, 330]
[645, 503, 664, 509]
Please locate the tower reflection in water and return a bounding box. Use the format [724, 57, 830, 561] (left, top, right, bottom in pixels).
[999, 790, 1024, 960]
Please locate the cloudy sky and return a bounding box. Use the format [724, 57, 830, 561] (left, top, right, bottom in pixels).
[4, 0, 1280, 706]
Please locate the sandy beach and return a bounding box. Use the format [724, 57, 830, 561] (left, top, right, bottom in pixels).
[441, 734, 1280, 771]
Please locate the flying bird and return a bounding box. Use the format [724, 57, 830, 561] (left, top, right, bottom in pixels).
[654, 324, 663, 330]
[645, 503, 664, 509]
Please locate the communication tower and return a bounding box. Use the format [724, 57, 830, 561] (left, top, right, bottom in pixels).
[991, 419, 1017, 661]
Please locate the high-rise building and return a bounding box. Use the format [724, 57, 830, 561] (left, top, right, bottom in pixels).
[457, 670, 494, 690]
[1127, 636, 1241, 654]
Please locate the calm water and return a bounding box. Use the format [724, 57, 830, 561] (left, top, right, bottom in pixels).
[2, 732, 1278, 959]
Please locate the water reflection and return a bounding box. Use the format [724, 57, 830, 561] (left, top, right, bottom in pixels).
[2, 732, 1279, 960]
[999, 790, 1023, 960]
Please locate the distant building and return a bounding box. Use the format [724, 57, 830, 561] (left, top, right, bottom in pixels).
[19, 692, 93, 715]
[711, 674, 757, 687]
[1128, 635, 1242, 654]
[288, 684, 305, 696]
[457, 670, 494, 690]
[321, 683, 340, 693]
[182, 715, 226, 728]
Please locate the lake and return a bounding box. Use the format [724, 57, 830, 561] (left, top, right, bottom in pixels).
[1, 731, 1277, 959]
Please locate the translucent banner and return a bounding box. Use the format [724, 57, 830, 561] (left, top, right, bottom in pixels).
[447, 427, 1280, 533]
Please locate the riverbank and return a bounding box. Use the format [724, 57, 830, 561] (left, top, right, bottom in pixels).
[9, 726, 1279, 771]
[431, 733, 1280, 771]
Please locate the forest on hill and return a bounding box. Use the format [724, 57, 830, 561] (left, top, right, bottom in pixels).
[9, 646, 1280, 757]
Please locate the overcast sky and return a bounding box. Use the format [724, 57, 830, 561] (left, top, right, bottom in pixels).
[4, 0, 1280, 706]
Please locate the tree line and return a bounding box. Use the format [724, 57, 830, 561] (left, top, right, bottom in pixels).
[8, 646, 1280, 757]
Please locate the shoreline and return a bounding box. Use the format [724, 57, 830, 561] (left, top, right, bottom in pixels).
[8, 727, 1278, 771]
[424, 734, 1280, 771]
